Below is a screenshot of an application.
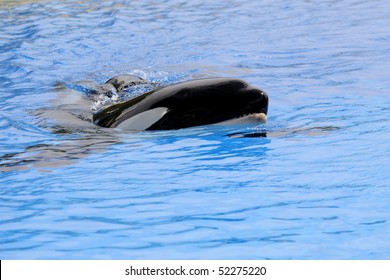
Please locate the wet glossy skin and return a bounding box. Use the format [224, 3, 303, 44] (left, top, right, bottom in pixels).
[93, 78, 269, 130]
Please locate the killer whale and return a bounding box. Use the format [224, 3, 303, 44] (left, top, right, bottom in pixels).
[93, 77, 268, 131]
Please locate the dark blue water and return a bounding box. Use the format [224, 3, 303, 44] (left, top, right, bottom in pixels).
[1, 0, 390, 259]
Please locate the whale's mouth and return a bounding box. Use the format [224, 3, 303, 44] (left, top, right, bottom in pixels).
[215, 112, 267, 126]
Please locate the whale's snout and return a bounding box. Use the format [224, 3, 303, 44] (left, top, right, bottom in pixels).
[260, 90, 269, 115]
[248, 87, 268, 116]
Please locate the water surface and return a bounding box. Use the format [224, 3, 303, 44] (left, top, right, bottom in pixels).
[1, 0, 390, 259]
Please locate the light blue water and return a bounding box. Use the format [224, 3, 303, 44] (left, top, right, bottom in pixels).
[1, 0, 390, 259]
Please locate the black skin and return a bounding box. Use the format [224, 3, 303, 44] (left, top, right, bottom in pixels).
[93, 77, 268, 130]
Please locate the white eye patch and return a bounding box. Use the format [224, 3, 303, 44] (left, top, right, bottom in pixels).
[116, 107, 169, 130]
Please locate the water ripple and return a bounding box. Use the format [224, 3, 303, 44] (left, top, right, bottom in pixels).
[1, 0, 390, 259]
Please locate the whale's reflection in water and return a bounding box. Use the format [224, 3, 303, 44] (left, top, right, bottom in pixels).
[0, 123, 338, 173]
[0, 132, 121, 172]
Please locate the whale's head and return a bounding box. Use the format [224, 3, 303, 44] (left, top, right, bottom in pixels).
[93, 78, 268, 131]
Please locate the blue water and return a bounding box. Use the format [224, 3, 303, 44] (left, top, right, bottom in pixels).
[1, 0, 390, 259]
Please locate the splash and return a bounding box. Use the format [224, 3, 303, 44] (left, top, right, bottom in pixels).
[89, 69, 190, 112]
